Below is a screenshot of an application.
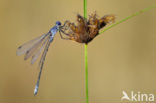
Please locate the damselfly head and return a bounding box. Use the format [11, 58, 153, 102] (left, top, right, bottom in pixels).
[55, 21, 61, 26]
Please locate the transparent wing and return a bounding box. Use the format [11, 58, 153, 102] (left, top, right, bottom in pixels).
[31, 35, 49, 64]
[38, 38, 53, 69]
[24, 33, 49, 60]
[34, 36, 53, 95]
[16, 33, 48, 56]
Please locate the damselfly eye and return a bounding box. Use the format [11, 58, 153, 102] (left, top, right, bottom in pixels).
[56, 21, 61, 26]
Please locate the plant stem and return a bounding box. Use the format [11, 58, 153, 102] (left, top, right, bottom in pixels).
[84, 0, 87, 18]
[84, 0, 88, 103]
[99, 4, 156, 34]
[84, 44, 88, 103]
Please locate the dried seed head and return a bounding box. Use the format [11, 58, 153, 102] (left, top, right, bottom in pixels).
[61, 12, 116, 44]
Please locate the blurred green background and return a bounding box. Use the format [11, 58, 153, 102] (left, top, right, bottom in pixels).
[0, 0, 156, 103]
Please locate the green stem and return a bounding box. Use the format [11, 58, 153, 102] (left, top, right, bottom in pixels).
[84, 0, 88, 103]
[84, 0, 87, 18]
[99, 4, 156, 34]
[84, 44, 88, 103]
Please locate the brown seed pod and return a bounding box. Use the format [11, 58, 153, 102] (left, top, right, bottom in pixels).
[61, 12, 115, 44]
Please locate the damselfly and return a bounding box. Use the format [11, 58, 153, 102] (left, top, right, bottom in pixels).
[16, 21, 68, 95]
